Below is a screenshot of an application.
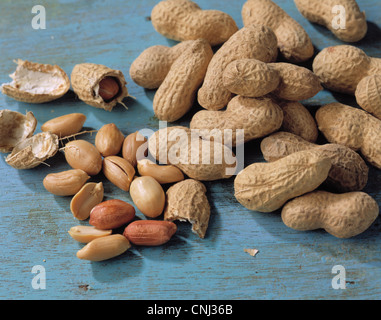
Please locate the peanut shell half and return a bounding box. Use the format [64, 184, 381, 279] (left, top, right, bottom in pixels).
[1, 59, 70, 103]
[164, 179, 210, 238]
[0, 109, 37, 153]
[6, 131, 59, 169]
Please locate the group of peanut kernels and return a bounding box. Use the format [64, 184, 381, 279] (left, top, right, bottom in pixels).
[1, 0, 380, 262]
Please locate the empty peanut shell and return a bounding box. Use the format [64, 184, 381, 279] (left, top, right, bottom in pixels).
[164, 179, 210, 238]
[1, 59, 70, 103]
[0, 109, 37, 153]
[6, 131, 59, 169]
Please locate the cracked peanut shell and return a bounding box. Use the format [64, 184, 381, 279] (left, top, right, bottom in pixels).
[164, 179, 210, 239]
[6, 131, 59, 169]
[71, 63, 128, 111]
[0, 109, 37, 153]
[1, 59, 70, 103]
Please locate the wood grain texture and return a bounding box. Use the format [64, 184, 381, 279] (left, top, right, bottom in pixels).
[0, 0, 381, 300]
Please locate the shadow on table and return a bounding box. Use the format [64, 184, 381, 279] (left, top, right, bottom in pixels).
[244, 202, 381, 264]
[357, 21, 381, 52]
[89, 249, 144, 283]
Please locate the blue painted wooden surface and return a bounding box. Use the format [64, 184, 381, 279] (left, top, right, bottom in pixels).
[0, 0, 381, 300]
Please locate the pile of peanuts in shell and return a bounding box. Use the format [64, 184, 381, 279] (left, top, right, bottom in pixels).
[1, 0, 381, 262]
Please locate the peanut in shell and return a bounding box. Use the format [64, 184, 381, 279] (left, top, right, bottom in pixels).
[260, 131, 369, 192]
[71, 63, 128, 111]
[151, 0, 238, 46]
[355, 75, 381, 120]
[282, 191, 379, 238]
[197, 24, 278, 111]
[242, 0, 314, 62]
[129, 41, 194, 89]
[234, 150, 332, 212]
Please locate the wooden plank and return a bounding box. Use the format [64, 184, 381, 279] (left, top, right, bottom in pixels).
[0, 0, 380, 300]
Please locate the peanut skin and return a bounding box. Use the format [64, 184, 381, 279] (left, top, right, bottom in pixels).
[281, 191, 379, 238]
[123, 220, 177, 246]
[89, 199, 136, 230]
